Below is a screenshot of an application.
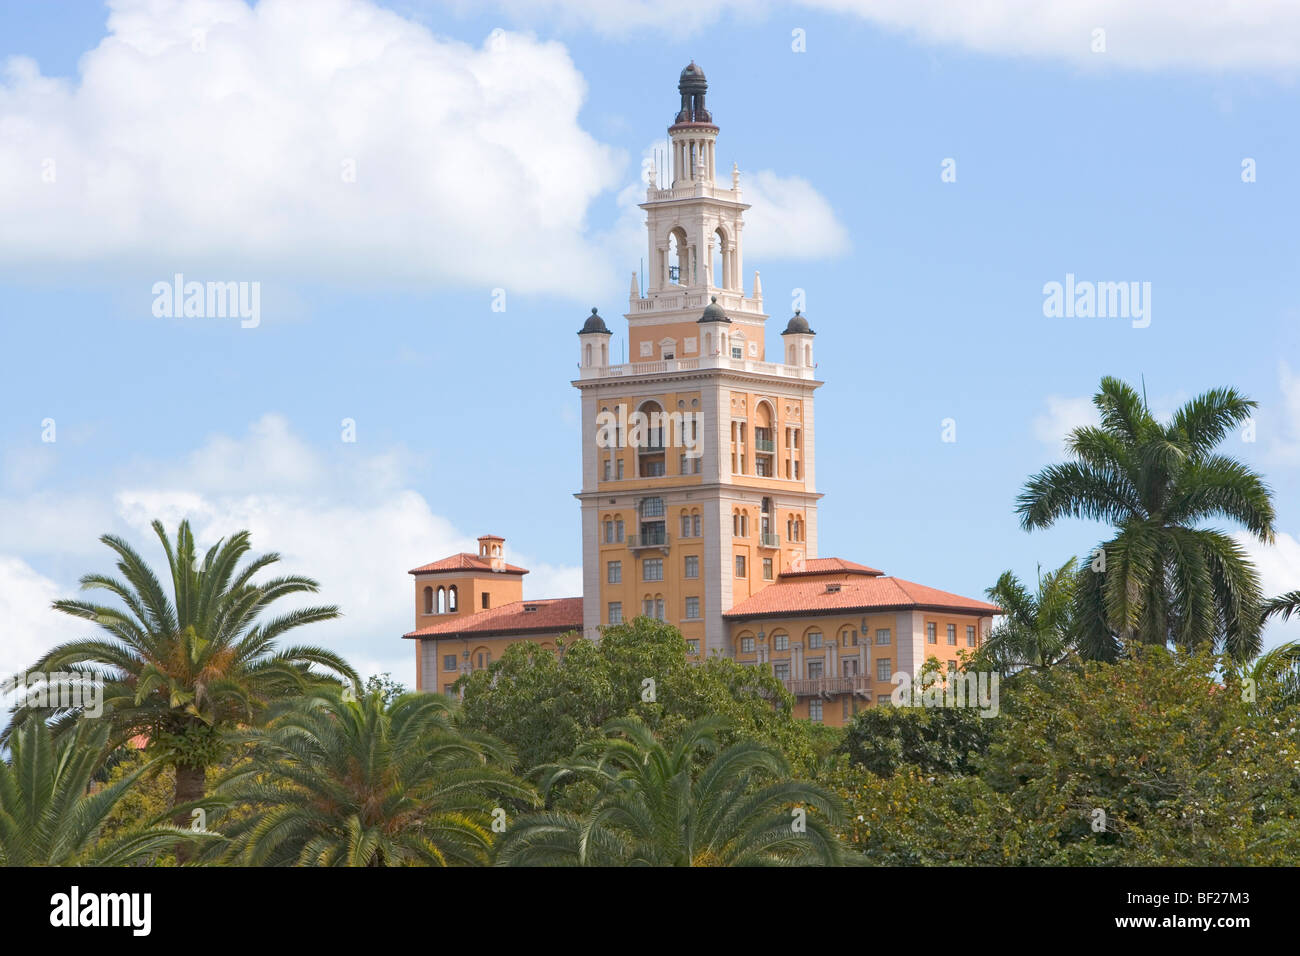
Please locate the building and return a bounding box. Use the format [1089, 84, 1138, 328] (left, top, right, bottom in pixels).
[403, 64, 998, 726]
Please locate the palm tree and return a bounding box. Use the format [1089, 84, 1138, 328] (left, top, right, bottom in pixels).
[9, 519, 356, 859]
[1017, 377, 1274, 662]
[213, 690, 535, 866]
[978, 558, 1078, 674]
[1263, 591, 1300, 623]
[0, 718, 211, 865]
[495, 716, 847, 866]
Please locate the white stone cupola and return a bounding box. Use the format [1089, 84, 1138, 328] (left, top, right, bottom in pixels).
[781, 310, 816, 368]
[577, 307, 611, 369]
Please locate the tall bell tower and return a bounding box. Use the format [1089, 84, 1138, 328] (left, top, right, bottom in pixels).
[574, 64, 823, 658]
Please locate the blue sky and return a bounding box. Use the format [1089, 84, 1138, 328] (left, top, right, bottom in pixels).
[1, 0, 1298, 685]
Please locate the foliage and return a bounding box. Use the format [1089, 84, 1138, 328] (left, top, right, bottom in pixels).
[977, 558, 1079, 674]
[456, 616, 824, 775]
[0, 718, 212, 866]
[212, 689, 536, 866]
[837, 701, 992, 778]
[1017, 377, 1274, 662]
[496, 716, 849, 866]
[9, 519, 357, 858]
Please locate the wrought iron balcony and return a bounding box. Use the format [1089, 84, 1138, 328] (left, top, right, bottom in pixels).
[783, 675, 873, 698]
[754, 437, 775, 453]
[759, 532, 780, 549]
[627, 531, 670, 551]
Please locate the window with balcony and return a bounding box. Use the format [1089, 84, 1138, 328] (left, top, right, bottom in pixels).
[843, 659, 859, 676]
[640, 497, 665, 518]
[773, 662, 790, 680]
[807, 660, 824, 679]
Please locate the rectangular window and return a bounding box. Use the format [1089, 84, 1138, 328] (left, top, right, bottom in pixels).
[808, 699, 823, 722]
[684, 555, 699, 578]
[443, 654, 457, 672]
[681, 514, 691, 537]
[807, 660, 824, 679]
[966, 625, 977, 647]
[603, 520, 613, 544]
[732, 345, 743, 359]
[684, 596, 700, 619]
[481, 592, 490, 609]
[608, 602, 622, 625]
[876, 628, 891, 645]
[947, 623, 957, 645]
[615, 518, 624, 542]
[926, 622, 937, 644]
[692, 514, 701, 536]
[607, 560, 621, 584]
[686, 639, 699, 655]
[603, 459, 611, 481]
[735, 555, 746, 578]
[741, 637, 755, 653]
[877, 694, 892, 705]
[774, 633, 789, 651]
[642, 558, 663, 581]
[774, 662, 790, 680]
[876, 658, 892, 681]
[807, 631, 823, 649]
[616, 458, 625, 480]
[763, 557, 773, 580]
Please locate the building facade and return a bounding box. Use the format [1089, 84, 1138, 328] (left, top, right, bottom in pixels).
[404, 64, 997, 726]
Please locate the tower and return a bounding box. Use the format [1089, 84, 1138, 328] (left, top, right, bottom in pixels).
[574, 65, 824, 658]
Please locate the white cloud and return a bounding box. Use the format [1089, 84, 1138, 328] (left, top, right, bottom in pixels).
[742, 170, 851, 260]
[0, 0, 623, 295]
[1237, 530, 1300, 649]
[0, 414, 582, 688]
[0, 557, 83, 679]
[1265, 359, 1300, 464]
[469, 0, 1300, 73]
[1032, 395, 1099, 456]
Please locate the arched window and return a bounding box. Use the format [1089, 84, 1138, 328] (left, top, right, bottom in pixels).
[448, 585, 458, 612]
[437, 587, 446, 614]
[422, 586, 433, 614]
[585, 343, 592, 366]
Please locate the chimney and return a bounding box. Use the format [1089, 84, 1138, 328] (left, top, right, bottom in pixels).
[477, 534, 506, 572]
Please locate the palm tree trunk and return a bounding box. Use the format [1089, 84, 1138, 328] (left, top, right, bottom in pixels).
[172, 762, 206, 863]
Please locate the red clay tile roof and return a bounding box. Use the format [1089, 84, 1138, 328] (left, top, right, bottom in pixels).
[779, 557, 884, 578]
[408, 553, 528, 576]
[403, 597, 582, 639]
[724, 575, 999, 620]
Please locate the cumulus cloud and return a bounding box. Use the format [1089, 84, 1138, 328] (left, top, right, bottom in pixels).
[742, 170, 851, 260]
[0, 0, 623, 295]
[1265, 360, 1300, 465]
[1237, 530, 1300, 649]
[1032, 395, 1099, 456]
[0, 413, 581, 687]
[466, 0, 1300, 73]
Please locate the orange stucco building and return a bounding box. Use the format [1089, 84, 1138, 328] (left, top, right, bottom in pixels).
[402, 64, 997, 726]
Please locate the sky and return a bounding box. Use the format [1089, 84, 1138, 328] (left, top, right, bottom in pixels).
[1, 0, 1298, 687]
